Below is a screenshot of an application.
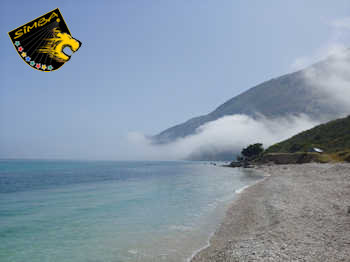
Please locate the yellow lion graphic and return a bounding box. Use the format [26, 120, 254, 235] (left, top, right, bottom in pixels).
[38, 28, 81, 63]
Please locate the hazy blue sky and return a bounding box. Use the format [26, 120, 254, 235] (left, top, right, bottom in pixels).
[1, 0, 349, 159]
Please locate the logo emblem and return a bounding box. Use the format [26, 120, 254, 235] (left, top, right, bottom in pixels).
[8, 8, 81, 71]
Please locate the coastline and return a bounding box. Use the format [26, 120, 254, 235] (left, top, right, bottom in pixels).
[187, 170, 268, 262]
[190, 163, 350, 261]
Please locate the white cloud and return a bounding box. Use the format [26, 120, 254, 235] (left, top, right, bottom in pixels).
[290, 16, 350, 114]
[125, 114, 319, 160]
[302, 45, 350, 113]
[290, 43, 348, 71]
[291, 16, 350, 71]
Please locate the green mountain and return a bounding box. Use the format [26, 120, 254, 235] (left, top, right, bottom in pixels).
[266, 115, 350, 155]
[154, 57, 346, 144]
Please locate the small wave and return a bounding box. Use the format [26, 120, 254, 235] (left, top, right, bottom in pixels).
[169, 225, 193, 232]
[186, 231, 215, 262]
[127, 249, 138, 255]
[235, 185, 250, 194]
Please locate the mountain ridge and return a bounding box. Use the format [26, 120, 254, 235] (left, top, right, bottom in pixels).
[154, 57, 345, 144]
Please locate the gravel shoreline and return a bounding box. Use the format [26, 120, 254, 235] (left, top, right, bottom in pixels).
[191, 163, 350, 261]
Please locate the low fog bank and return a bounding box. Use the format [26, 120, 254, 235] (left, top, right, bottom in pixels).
[126, 114, 319, 160]
[125, 45, 350, 161]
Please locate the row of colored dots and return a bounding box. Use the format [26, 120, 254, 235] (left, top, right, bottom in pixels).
[14, 41, 53, 71]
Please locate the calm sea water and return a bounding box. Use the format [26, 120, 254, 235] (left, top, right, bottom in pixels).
[0, 160, 262, 262]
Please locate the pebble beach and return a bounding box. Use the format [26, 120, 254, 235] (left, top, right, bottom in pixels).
[191, 163, 350, 262]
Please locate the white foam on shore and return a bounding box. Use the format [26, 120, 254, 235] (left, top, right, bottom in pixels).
[235, 184, 251, 194]
[186, 176, 267, 262]
[127, 249, 138, 255]
[169, 225, 193, 232]
[186, 230, 215, 262]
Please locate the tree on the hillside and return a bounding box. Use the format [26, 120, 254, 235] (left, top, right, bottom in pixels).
[241, 143, 264, 159]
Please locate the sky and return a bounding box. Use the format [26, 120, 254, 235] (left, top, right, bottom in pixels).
[1, 0, 350, 160]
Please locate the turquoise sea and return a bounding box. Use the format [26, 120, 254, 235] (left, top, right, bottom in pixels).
[0, 160, 262, 262]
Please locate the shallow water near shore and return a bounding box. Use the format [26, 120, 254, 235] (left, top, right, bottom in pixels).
[0, 160, 262, 262]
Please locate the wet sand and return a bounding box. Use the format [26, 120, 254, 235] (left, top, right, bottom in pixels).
[191, 163, 350, 261]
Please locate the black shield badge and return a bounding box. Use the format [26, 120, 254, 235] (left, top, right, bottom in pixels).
[8, 8, 81, 72]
